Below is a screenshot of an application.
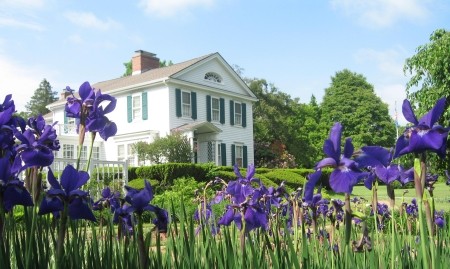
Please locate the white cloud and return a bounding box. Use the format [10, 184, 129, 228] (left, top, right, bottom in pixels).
[354, 47, 406, 80]
[139, 0, 215, 18]
[330, 0, 430, 28]
[64, 11, 121, 31]
[67, 34, 84, 44]
[0, 53, 49, 112]
[0, 17, 44, 31]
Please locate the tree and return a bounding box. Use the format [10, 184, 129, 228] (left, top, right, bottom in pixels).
[132, 132, 192, 164]
[404, 28, 450, 172]
[404, 28, 450, 125]
[319, 69, 396, 150]
[249, 79, 321, 168]
[25, 79, 58, 117]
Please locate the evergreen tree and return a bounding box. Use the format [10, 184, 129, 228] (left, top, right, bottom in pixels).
[25, 79, 58, 117]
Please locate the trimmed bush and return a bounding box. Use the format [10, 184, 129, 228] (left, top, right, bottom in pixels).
[263, 169, 305, 189]
[135, 163, 215, 184]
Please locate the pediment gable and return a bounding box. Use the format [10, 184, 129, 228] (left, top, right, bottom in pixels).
[171, 53, 256, 100]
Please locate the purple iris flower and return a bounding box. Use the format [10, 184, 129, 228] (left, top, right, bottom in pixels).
[124, 180, 168, 231]
[445, 170, 450, 186]
[394, 97, 449, 158]
[434, 210, 445, 228]
[355, 146, 412, 190]
[38, 165, 96, 221]
[304, 170, 322, 204]
[0, 156, 33, 212]
[0, 95, 26, 152]
[316, 122, 367, 194]
[405, 199, 418, 218]
[93, 187, 121, 212]
[65, 82, 117, 141]
[217, 164, 268, 232]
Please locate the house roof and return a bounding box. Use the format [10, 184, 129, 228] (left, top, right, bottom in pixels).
[92, 54, 213, 92]
[172, 121, 222, 134]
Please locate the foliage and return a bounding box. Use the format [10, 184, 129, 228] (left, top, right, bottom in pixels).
[263, 169, 305, 189]
[135, 163, 214, 185]
[25, 79, 58, 117]
[132, 132, 192, 164]
[319, 69, 396, 150]
[249, 78, 321, 168]
[404, 28, 450, 172]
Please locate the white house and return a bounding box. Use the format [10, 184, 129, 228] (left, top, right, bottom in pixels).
[46, 50, 258, 168]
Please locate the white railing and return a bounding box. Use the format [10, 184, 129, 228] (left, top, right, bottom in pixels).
[50, 158, 128, 199]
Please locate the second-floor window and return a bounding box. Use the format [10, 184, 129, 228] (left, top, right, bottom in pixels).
[133, 95, 141, 120]
[234, 102, 242, 126]
[92, 146, 100, 160]
[211, 97, 220, 122]
[182, 91, 191, 117]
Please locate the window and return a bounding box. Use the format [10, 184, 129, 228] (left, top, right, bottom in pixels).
[63, 144, 74, 159]
[211, 97, 220, 122]
[182, 91, 191, 117]
[204, 72, 222, 83]
[132, 95, 141, 120]
[235, 145, 243, 167]
[217, 143, 222, 165]
[234, 102, 242, 126]
[117, 145, 125, 162]
[79, 146, 87, 160]
[64, 117, 76, 134]
[127, 144, 135, 166]
[92, 146, 100, 160]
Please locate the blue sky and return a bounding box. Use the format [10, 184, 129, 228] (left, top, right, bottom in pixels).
[0, 0, 449, 124]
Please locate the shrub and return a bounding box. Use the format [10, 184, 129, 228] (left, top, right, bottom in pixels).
[263, 169, 305, 189]
[136, 163, 215, 185]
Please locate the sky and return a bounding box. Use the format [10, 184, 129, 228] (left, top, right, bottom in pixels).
[0, 0, 449, 125]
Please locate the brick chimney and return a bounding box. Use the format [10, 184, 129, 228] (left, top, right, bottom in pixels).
[132, 50, 160, 75]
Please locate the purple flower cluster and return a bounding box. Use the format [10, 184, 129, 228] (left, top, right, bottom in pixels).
[65, 82, 117, 141]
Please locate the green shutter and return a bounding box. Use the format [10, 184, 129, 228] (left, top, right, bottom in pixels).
[142, 92, 148, 120]
[206, 95, 211, 122]
[175, 88, 181, 117]
[127, 95, 132, 123]
[191, 91, 197, 120]
[242, 103, 247, 127]
[243, 145, 248, 168]
[220, 98, 225, 124]
[230, 100, 234, 126]
[64, 111, 68, 124]
[231, 144, 236, 166]
[221, 143, 227, 166]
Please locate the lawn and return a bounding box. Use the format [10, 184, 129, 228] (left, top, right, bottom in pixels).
[329, 182, 450, 212]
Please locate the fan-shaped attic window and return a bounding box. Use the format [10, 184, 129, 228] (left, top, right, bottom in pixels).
[204, 72, 222, 83]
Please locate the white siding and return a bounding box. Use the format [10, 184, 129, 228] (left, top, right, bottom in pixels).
[175, 57, 249, 96]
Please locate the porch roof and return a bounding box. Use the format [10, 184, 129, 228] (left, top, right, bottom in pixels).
[172, 121, 222, 135]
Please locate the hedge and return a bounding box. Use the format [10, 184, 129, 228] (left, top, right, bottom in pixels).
[134, 163, 215, 184]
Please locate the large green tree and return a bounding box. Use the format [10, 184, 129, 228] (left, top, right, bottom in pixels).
[249, 79, 321, 168]
[404, 28, 450, 172]
[404, 28, 450, 123]
[25, 79, 58, 117]
[319, 69, 396, 150]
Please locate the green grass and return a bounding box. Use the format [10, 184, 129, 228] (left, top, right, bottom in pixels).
[329, 182, 450, 211]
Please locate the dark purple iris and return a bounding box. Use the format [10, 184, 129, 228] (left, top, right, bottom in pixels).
[93, 187, 121, 212]
[38, 165, 96, 221]
[434, 210, 445, 228]
[405, 198, 418, 218]
[304, 170, 322, 204]
[124, 180, 168, 232]
[0, 95, 26, 153]
[0, 156, 33, 212]
[13, 115, 60, 172]
[316, 122, 367, 194]
[394, 97, 449, 158]
[65, 82, 117, 141]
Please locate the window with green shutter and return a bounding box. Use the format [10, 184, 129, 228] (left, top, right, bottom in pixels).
[242, 103, 247, 127]
[220, 143, 226, 166]
[243, 145, 248, 168]
[127, 95, 132, 123]
[191, 91, 197, 120]
[220, 98, 225, 124]
[229, 100, 234, 125]
[142, 92, 148, 120]
[175, 88, 182, 117]
[231, 144, 235, 166]
[206, 95, 211, 122]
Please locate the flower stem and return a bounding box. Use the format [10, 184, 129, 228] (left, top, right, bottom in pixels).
[86, 132, 96, 172]
[56, 204, 69, 267]
[137, 213, 148, 269]
[344, 193, 352, 246]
